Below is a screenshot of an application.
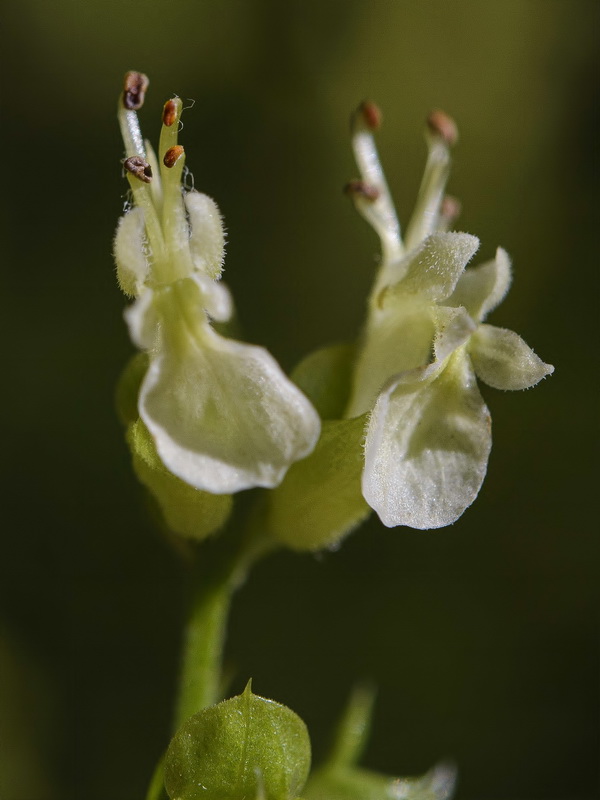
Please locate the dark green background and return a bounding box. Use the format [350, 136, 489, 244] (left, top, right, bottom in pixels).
[1, 1, 597, 798]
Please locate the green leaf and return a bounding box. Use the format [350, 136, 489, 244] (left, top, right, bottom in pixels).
[127, 419, 232, 540]
[164, 682, 311, 800]
[267, 415, 370, 551]
[291, 343, 356, 420]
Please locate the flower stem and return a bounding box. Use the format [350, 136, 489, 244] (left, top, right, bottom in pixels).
[173, 499, 275, 731]
[172, 556, 236, 727]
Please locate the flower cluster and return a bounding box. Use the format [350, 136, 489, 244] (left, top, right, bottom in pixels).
[344, 103, 553, 529]
[114, 74, 552, 545]
[114, 73, 320, 507]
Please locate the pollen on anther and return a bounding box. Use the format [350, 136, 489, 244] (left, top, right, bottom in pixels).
[163, 99, 178, 127]
[124, 156, 153, 183]
[164, 145, 184, 168]
[426, 110, 458, 146]
[123, 71, 149, 111]
[359, 101, 382, 131]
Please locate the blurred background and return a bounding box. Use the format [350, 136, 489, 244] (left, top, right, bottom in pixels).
[1, 1, 598, 798]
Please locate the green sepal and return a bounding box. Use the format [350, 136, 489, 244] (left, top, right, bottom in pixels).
[164, 681, 311, 800]
[291, 343, 355, 420]
[127, 419, 233, 541]
[267, 415, 370, 551]
[115, 351, 149, 426]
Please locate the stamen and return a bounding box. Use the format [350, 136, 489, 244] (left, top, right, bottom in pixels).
[358, 100, 382, 132]
[158, 100, 191, 282]
[124, 156, 153, 183]
[426, 110, 458, 146]
[144, 139, 164, 211]
[164, 145, 185, 168]
[123, 72, 149, 110]
[163, 99, 178, 127]
[404, 109, 458, 251]
[350, 101, 403, 267]
[118, 71, 149, 159]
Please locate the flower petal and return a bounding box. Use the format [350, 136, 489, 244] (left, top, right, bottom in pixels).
[433, 305, 477, 362]
[190, 272, 233, 323]
[185, 191, 226, 280]
[469, 324, 554, 390]
[383, 232, 479, 303]
[362, 349, 491, 529]
[113, 206, 150, 296]
[124, 288, 159, 350]
[140, 326, 321, 493]
[345, 297, 435, 418]
[447, 247, 512, 321]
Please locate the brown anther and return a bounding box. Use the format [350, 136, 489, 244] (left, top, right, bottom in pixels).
[440, 195, 462, 221]
[359, 100, 382, 131]
[163, 99, 178, 127]
[426, 110, 458, 146]
[163, 145, 184, 168]
[123, 71, 149, 111]
[124, 156, 153, 183]
[344, 180, 380, 201]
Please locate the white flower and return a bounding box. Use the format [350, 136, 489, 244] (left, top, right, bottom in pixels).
[346, 103, 553, 529]
[114, 73, 320, 494]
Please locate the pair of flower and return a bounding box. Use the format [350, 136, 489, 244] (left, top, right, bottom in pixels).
[114, 73, 552, 544]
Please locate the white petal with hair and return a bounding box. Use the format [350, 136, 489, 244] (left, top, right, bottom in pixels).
[469, 324, 554, 391]
[363, 349, 491, 529]
[133, 278, 320, 494]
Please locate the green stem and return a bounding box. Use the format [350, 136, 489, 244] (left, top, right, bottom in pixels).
[173, 557, 235, 728]
[173, 499, 276, 731]
[146, 500, 276, 799]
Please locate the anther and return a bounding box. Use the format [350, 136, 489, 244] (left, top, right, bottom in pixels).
[426, 110, 458, 146]
[344, 180, 380, 201]
[358, 100, 382, 131]
[124, 156, 153, 183]
[163, 99, 178, 127]
[163, 145, 184, 168]
[122, 71, 149, 111]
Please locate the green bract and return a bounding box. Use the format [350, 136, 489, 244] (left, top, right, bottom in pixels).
[114, 74, 320, 498]
[164, 683, 311, 800]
